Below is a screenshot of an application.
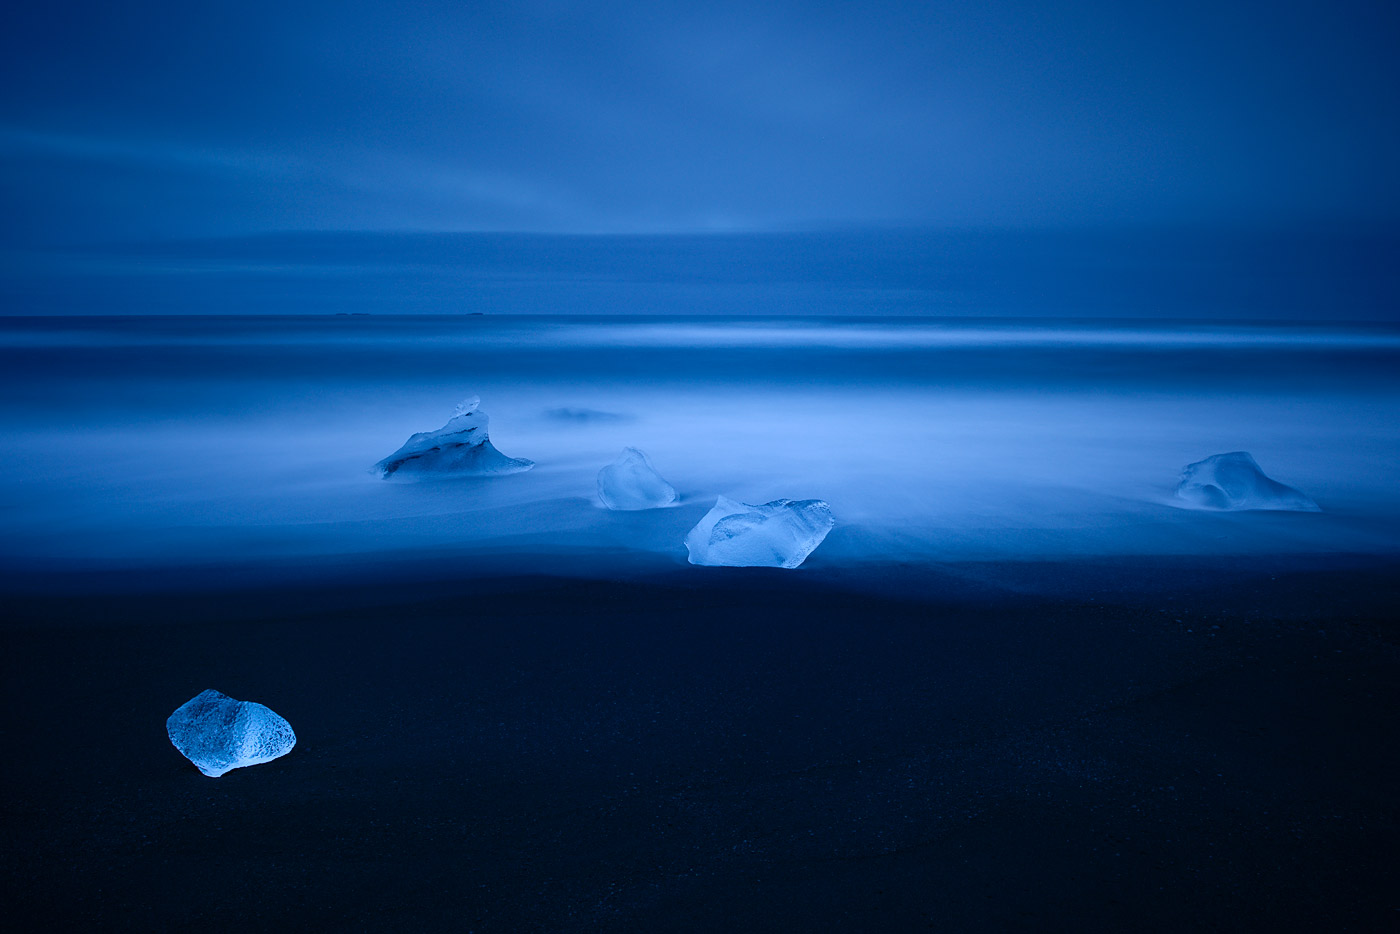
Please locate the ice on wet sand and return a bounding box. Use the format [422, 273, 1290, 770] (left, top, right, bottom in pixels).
[597, 447, 677, 510]
[167, 689, 297, 778]
[1175, 451, 1319, 512]
[685, 496, 834, 568]
[375, 396, 534, 479]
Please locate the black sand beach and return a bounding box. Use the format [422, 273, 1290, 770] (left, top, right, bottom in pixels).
[3, 555, 1396, 931]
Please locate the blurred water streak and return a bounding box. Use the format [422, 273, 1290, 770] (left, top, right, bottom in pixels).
[1, 315, 1397, 571]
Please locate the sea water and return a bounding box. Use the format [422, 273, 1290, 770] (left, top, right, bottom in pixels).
[1, 311, 1397, 574]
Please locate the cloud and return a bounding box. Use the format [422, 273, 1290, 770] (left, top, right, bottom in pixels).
[2, 1, 1399, 242]
[0, 125, 310, 177]
[0, 124, 590, 238]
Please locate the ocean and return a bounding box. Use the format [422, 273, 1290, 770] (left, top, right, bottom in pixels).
[1, 311, 1397, 578]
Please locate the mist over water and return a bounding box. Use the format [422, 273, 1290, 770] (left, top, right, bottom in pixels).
[2, 312, 1397, 576]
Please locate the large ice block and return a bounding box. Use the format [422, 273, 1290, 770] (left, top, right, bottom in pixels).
[597, 447, 677, 510]
[375, 396, 534, 479]
[166, 689, 297, 778]
[684, 496, 834, 568]
[1175, 451, 1319, 511]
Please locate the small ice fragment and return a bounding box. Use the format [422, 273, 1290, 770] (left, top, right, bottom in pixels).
[597, 447, 677, 510]
[545, 407, 631, 423]
[166, 689, 296, 778]
[1175, 452, 1319, 512]
[684, 496, 834, 568]
[375, 397, 534, 479]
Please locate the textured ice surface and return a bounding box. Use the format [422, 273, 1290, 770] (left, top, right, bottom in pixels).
[597, 447, 677, 510]
[685, 496, 834, 568]
[375, 396, 534, 479]
[166, 689, 296, 778]
[1176, 451, 1319, 512]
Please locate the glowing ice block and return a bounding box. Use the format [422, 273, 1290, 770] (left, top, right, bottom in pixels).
[684, 496, 834, 568]
[597, 447, 677, 510]
[1175, 451, 1319, 512]
[375, 396, 534, 479]
[167, 689, 297, 778]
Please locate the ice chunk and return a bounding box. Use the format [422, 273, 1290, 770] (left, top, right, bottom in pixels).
[545, 407, 632, 424]
[684, 496, 834, 568]
[1175, 451, 1319, 511]
[597, 447, 677, 510]
[166, 689, 296, 778]
[375, 396, 534, 479]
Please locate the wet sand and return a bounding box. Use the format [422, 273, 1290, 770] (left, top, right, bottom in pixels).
[2, 555, 1397, 931]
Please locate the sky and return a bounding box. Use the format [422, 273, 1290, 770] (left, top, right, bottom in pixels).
[3, 0, 1399, 244]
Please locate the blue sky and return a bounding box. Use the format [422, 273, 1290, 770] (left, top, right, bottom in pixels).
[3, 0, 1398, 242]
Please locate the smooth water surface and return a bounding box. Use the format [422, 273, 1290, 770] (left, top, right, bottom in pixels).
[2, 315, 1398, 572]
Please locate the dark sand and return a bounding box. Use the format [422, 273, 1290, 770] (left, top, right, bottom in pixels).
[2, 556, 1397, 931]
